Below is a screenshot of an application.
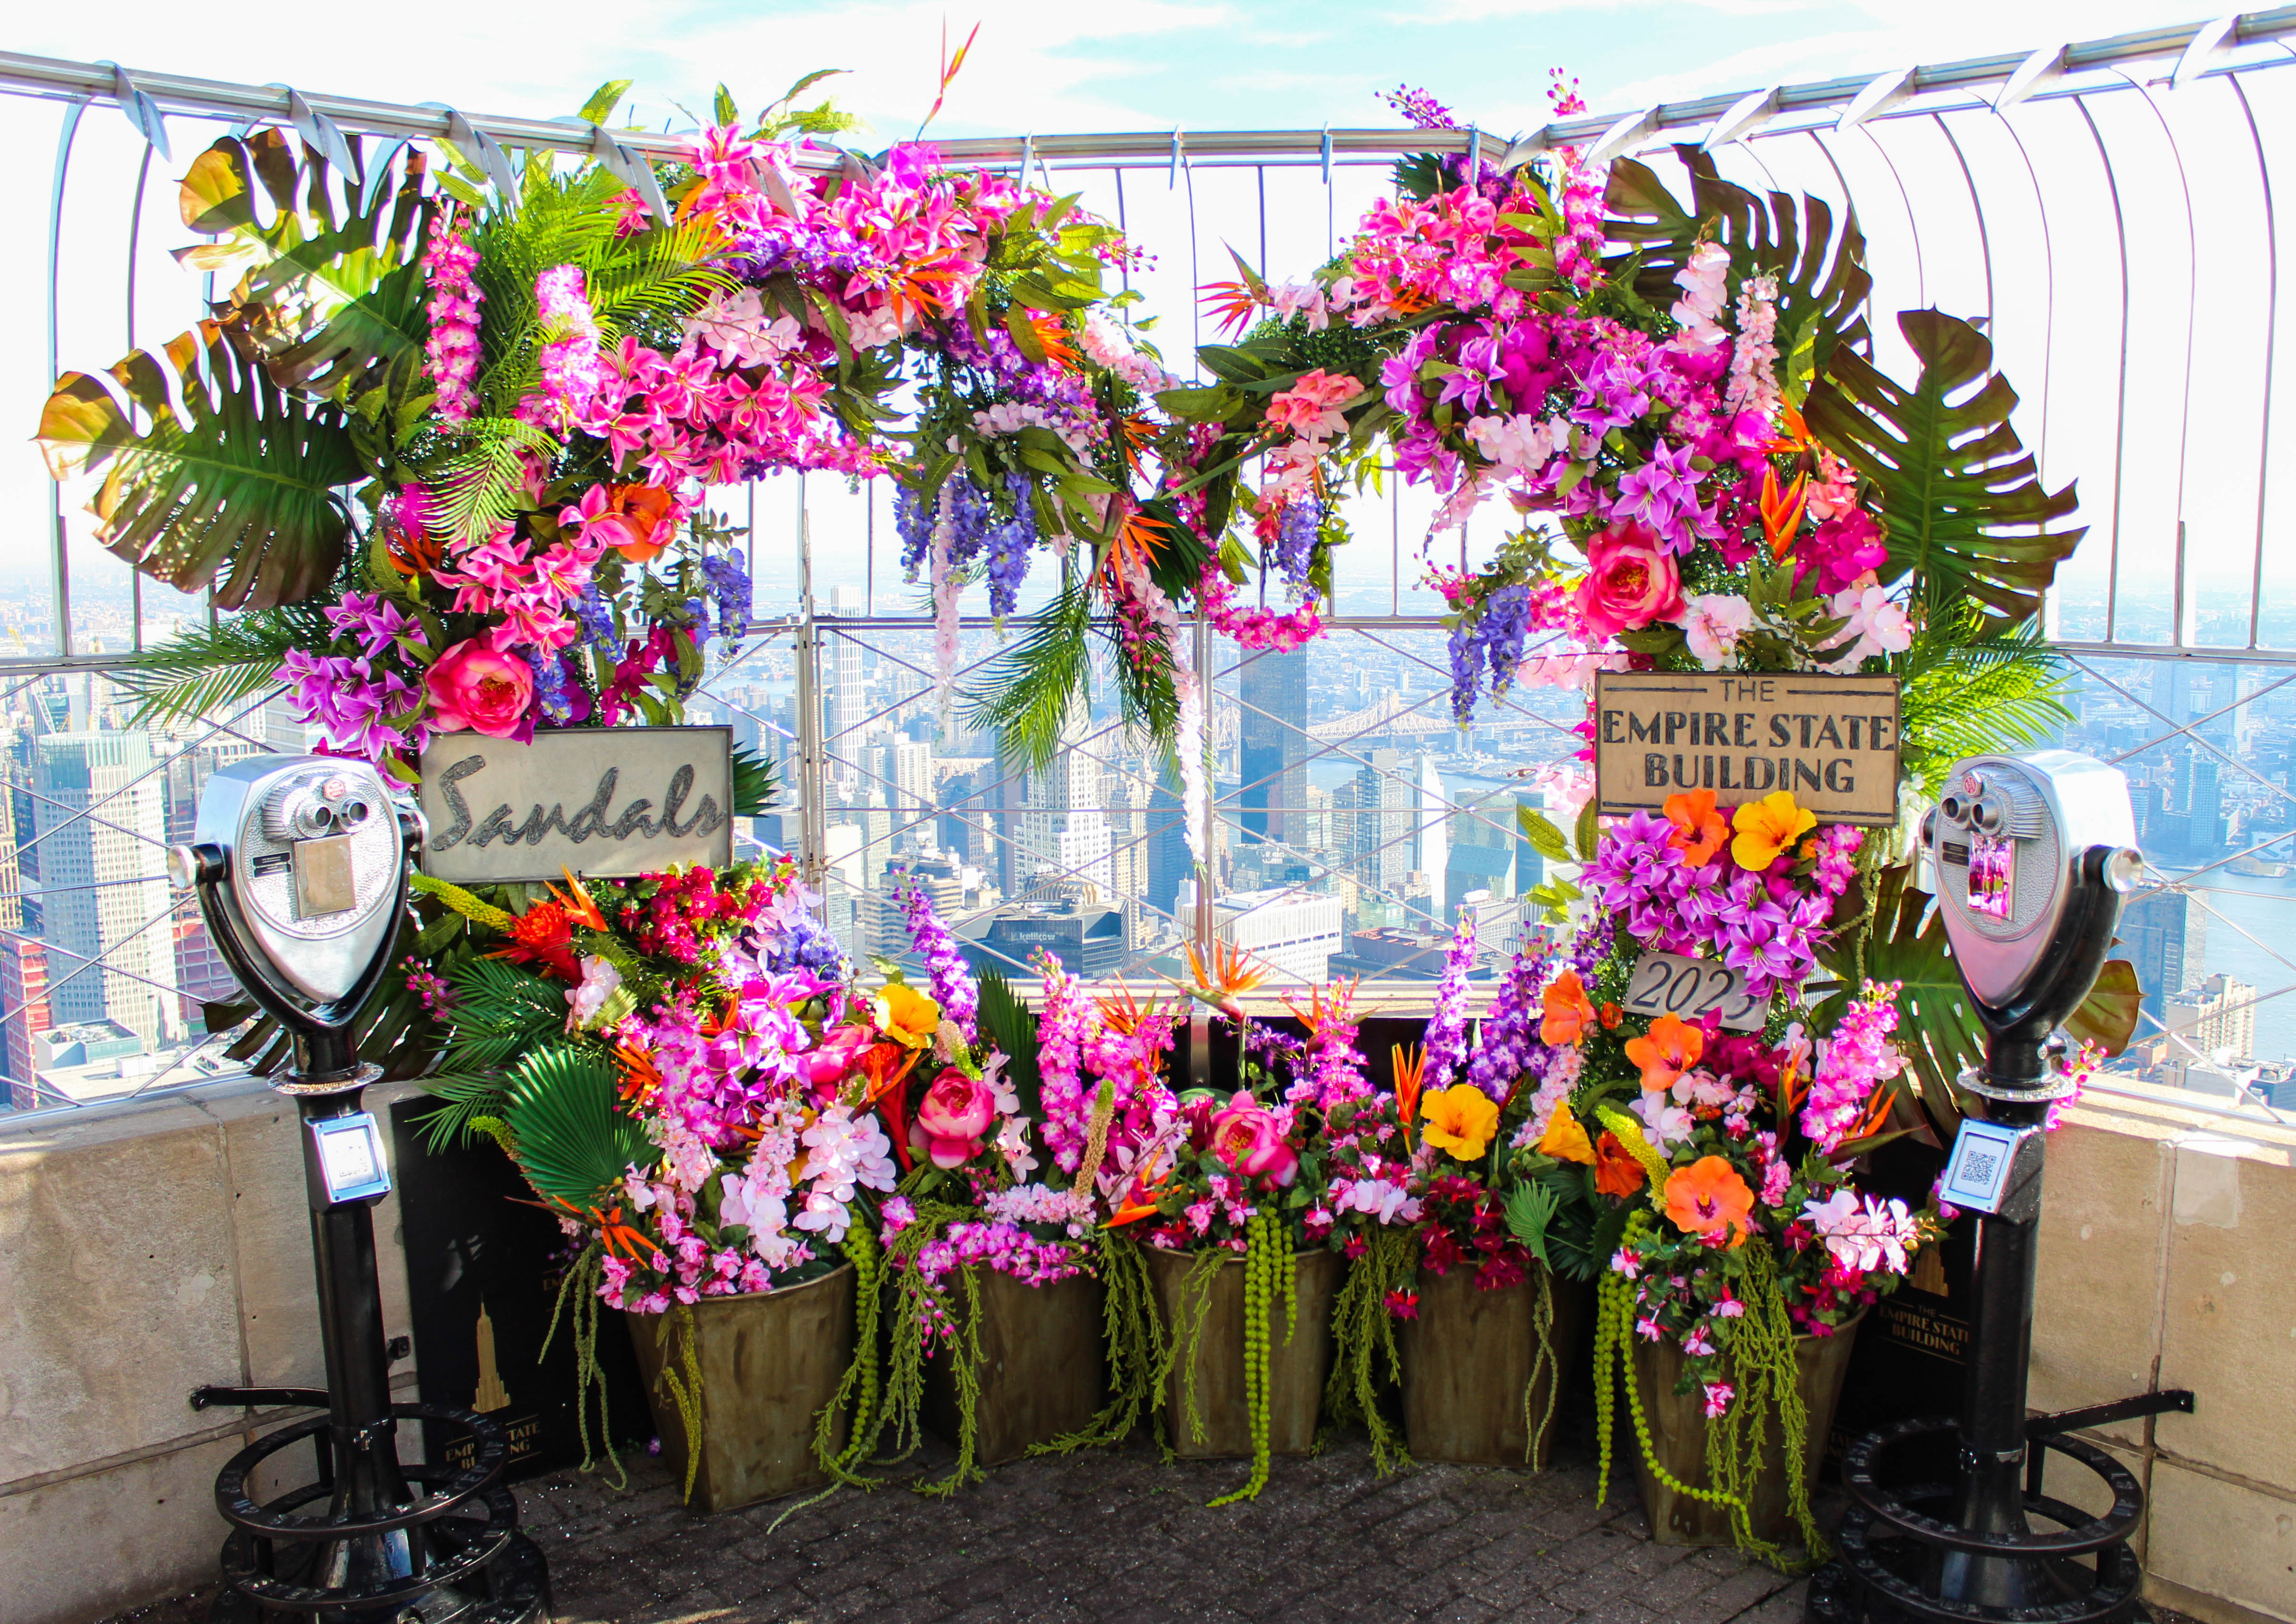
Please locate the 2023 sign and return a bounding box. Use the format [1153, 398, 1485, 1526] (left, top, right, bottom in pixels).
[1621, 950, 1767, 1031]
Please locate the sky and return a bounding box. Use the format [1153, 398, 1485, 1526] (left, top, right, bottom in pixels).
[4, 0, 2226, 146]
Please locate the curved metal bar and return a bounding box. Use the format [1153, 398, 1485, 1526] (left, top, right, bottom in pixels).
[2112, 70, 2203, 649]
[1990, 111, 2059, 489]
[45, 96, 87, 661]
[1855, 123, 1926, 313]
[1797, 130, 1870, 354]
[1927, 112, 1994, 328]
[2072, 93, 2133, 644]
[2227, 72, 2280, 651]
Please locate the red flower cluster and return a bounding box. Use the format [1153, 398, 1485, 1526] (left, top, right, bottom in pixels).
[1413, 1174, 1528, 1294]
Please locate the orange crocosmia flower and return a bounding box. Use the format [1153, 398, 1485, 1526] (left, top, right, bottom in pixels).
[1599, 1002, 1623, 1030]
[1623, 1012, 1704, 1093]
[1539, 968, 1597, 1046]
[1536, 1103, 1596, 1165]
[1730, 791, 1818, 873]
[1592, 1132, 1647, 1197]
[1662, 788, 1728, 867]
[1665, 1156, 1757, 1247]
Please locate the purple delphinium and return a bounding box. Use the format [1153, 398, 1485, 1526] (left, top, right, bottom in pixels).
[1464, 938, 1553, 1104]
[699, 551, 752, 647]
[1447, 583, 1533, 722]
[1273, 498, 1319, 594]
[900, 877, 978, 1042]
[984, 474, 1037, 618]
[1421, 913, 1479, 1092]
[572, 582, 618, 649]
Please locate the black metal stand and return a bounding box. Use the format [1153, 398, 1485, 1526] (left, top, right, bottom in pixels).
[1808, 1047, 2190, 1624]
[190, 1075, 549, 1624]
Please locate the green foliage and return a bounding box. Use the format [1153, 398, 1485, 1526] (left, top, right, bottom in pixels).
[731, 743, 780, 817]
[964, 575, 1094, 770]
[39, 326, 363, 609]
[1516, 805, 1574, 867]
[2065, 958, 2143, 1057]
[1603, 146, 1871, 388]
[976, 966, 1043, 1120]
[109, 602, 337, 727]
[411, 1072, 514, 1154]
[1850, 864, 1984, 1139]
[1893, 612, 2071, 798]
[444, 956, 575, 1070]
[1804, 309, 2083, 630]
[500, 1046, 652, 1213]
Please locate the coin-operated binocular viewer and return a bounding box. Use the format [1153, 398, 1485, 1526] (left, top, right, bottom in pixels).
[1811, 750, 2190, 1624]
[170, 757, 548, 1624]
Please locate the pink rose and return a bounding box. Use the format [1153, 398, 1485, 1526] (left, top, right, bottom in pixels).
[798, 1024, 875, 1099]
[911, 1070, 997, 1169]
[425, 639, 534, 737]
[1207, 1091, 1299, 1186]
[1575, 518, 1686, 639]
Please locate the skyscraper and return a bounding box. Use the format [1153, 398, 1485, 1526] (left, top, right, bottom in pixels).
[1348, 748, 1412, 904]
[2120, 889, 2206, 1035]
[1238, 647, 1308, 846]
[34, 732, 180, 1052]
[1147, 777, 1191, 927]
[1414, 753, 1448, 923]
[1022, 709, 1114, 898]
[823, 584, 867, 789]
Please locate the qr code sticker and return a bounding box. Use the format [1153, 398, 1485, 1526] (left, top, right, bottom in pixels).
[1960, 1149, 1999, 1187]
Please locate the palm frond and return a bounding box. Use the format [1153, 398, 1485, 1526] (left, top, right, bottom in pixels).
[444, 956, 573, 1069]
[963, 575, 1093, 770]
[503, 1044, 655, 1212]
[109, 603, 337, 727]
[731, 744, 779, 817]
[1896, 616, 2070, 798]
[426, 417, 560, 543]
[411, 1072, 515, 1152]
[977, 965, 1042, 1120]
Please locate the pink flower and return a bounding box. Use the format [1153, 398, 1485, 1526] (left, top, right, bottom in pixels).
[1575, 518, 1685, 638]
[1207, 1091, 1300, 1186]
[911, 1069, 998, 1169]
[797, 1023, 876, 1097]
[425, 639, 534, 737]
[1702, 1381, 1735, 1418]
[1263, 369, 1361, 440]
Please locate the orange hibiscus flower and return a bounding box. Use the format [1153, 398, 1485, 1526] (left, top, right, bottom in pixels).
[1664, 1156, 1757, 1246]
[1592, 1132, 1647, 1197]
[1663, 788, 1729, 867]
[1540, 968, 1598, 1046]
[1623, 1012, 1704, 1093]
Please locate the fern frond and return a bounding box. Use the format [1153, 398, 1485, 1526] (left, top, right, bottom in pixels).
[426, 417, 559, 542]
[412, 1073, 515, 1152]
[963, 576, 1095, 770]
[1897, 618, 2070, 797]
[109, 603, 335, 727]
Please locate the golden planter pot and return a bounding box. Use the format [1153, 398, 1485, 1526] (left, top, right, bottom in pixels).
[1629, 1311, 1865, 1547]
[1400, 1264, 1588, 1468]
[924, 1266, 1108, 1465]
[1143, 1245, 1339, 1459]
[625, 1263, 856, 1514]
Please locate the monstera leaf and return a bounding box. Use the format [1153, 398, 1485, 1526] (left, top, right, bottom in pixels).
[2064, 958, 2143, 1057]
[180, 128, 437, 399]
[502, 1046, 654, 1215]
[1854, 863, 1987, 1139]
[1603, 145, 1872, 384]
[1803, 309, 2083, 630]
[39, 322, 360, 608]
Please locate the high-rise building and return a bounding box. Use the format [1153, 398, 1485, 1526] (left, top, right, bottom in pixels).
[1147, 777, 1192, 928]
[0, 935, 51, 1106]
[823, 584, 867, 788]
[2164, 973, 2256, 1062]
[34, 733, 180, 1052]
[1238, 647, 1308, 846]
[1021, 710, 1114, 898]
[1214, 886, 1344, 984]
[2188, 760, 2224, 855]
[1414, 754, 1448, 922]
[2120, 889, 2206, 1033]
[1347, 749, 1412, 905]
[1446, 801, 1515, 924]
[164, 744, 262, 1024]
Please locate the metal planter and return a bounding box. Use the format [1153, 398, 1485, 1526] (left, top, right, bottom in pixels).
[1143, 1245, 1339, 1459]
[924, 1267, 1108, 1465]
[625, 1263, 856, 1514]
[1629, 1312, 1865, 1547]
[1400, 1265, 1588, 1468]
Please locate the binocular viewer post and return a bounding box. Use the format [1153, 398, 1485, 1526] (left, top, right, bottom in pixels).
[1811, 751, 2185, 1624]
[172, 756, 548, 1624]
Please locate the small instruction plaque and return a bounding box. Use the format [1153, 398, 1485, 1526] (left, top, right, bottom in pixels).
[419, 726, 733, 885]
[1592, 671, 1900, 825]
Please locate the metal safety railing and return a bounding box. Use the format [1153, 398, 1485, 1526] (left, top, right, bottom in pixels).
[11, 14, 2296, 1123]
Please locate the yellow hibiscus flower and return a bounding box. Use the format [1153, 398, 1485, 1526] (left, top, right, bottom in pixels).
[1730, 790, 1818, 872]
[1420, 1083, 1501, 1162]
[878, 982, 943, 1049]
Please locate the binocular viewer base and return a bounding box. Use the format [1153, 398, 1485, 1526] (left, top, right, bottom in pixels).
[196, 1392, 549, 1624]
[1807, 1390, 2193, 1624]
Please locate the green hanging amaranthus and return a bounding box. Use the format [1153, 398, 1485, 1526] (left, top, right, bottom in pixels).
[1208, 1213, 1295, 1507]
[538, 1239, 629, 1490]
[1033, 1229, 1167, 1455]
[1323, 1224, 1415, 1474]
[1591, 1213, 1820, 1570]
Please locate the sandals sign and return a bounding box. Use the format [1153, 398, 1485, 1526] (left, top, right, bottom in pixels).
[418, 726, 735, 884]
[1591, 671, 1902, 825]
